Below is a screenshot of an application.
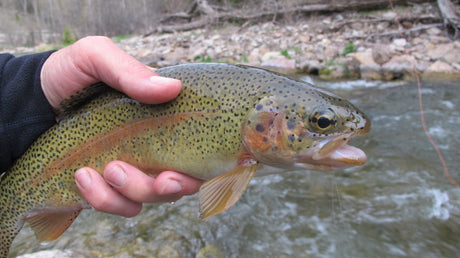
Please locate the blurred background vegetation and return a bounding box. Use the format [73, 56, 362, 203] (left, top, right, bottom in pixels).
[0, 0, 454, 48]
[0, 0, 303, 47]
[0, 0, 183, 46]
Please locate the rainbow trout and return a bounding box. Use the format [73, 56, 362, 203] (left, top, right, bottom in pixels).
[0, 63, 370, 256]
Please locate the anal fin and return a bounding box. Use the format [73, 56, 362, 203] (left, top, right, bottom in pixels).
[199, 159, 258, 221]
[24, 207, 82, 242]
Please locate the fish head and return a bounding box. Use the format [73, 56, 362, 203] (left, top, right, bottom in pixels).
[242, 84, 371, 170]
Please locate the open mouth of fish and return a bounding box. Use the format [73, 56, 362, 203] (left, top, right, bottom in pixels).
[295, 133, 367, 170]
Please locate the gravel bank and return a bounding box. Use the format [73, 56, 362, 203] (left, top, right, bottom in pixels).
[116, 3, 460, 80]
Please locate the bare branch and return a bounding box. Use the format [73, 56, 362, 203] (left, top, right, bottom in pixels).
[147, 0, 435, 35]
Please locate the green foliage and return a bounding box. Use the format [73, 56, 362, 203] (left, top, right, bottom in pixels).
[342, 42, 356, 56]
[202, 56, 212, 62]
[280, 49, 291, 59]
[342, 64, 351, 78]
[320, 68, 332, 76]
[61, 27, 78, 46]
[112, 34, 133, 43]
[193, 55, 235, 64]
[242, 54, 249, 63]
[324, 58, 335, 66]
[194, 56, 213, 62]
[294, 46, 302, 55]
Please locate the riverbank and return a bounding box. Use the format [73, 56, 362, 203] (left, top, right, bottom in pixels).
[4, 3, 460, 81]
[116, 3, 459, 81]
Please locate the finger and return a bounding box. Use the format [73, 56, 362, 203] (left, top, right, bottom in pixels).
[75, 167, 142, 217]
[103, 161, 203, 203]
[41, 36, 181, 109]
[153, 171, 203, 196]
[74, 36, 182, 104]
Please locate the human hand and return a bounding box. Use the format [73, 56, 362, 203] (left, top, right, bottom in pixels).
[74, 163, 202, 217]
[40, 36, 203, 217]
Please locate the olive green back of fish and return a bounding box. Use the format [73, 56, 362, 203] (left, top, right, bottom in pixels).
[0, 63, 368, 256]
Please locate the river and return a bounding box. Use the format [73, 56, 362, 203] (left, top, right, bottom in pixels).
[11, 78, 460, 258]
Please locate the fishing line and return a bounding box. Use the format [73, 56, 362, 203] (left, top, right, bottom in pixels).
[388, 0, 460, 188]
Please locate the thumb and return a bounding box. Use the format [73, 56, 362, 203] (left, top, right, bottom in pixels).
[41, 36, 181, 109]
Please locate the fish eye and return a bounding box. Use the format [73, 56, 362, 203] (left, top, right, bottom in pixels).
[308, 107, 337, 133]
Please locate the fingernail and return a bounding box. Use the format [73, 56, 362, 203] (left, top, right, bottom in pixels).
[75, 169, 92, 190]
[106, 165, 127, 187]
[149, 75, 180, 85]
[160, 179, 182, 195]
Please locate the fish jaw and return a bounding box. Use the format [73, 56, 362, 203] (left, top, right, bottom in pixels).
[294, 134, 367, 170]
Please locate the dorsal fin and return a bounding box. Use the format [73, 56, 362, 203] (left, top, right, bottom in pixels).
[56, 82, 114, 120]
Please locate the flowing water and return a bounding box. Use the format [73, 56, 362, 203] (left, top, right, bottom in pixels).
[10, 79, 460, 258]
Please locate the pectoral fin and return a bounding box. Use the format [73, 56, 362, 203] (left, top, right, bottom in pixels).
[24, 208, 82, 242]
[199, 160, 258, 221]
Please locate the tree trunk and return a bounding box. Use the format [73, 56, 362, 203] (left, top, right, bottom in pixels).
[437, 0, 460, 39]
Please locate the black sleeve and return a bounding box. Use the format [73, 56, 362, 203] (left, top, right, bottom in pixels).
[0, 51, 57, 172]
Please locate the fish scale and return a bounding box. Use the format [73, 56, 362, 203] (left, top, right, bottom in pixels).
[0, 63, 370, 256]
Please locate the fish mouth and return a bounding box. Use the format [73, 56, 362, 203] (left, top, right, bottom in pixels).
[294, 133, 367, 170]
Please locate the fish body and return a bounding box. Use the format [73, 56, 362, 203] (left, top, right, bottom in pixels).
[0, 63, 370, 256]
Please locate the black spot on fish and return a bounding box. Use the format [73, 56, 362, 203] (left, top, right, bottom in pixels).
[256, 124, 265, 132]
